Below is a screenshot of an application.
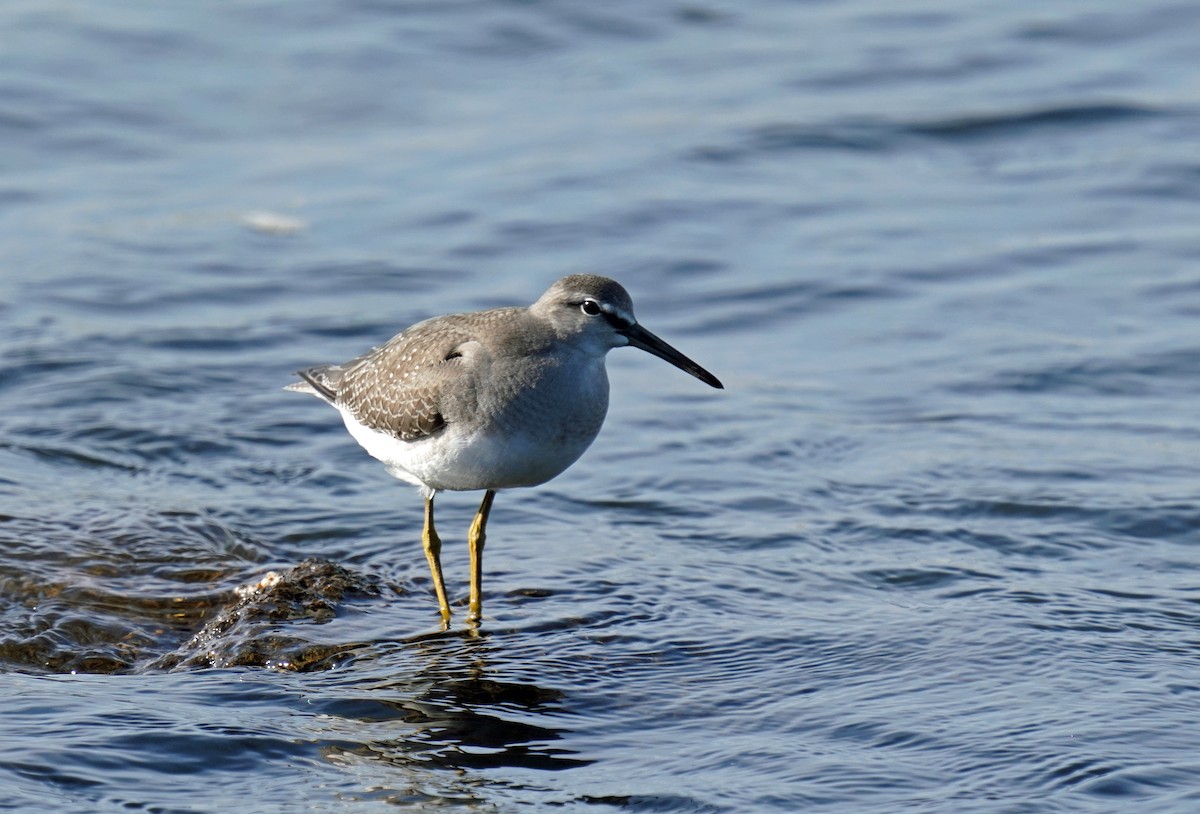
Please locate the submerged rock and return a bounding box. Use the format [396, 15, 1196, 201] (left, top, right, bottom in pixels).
[153, 558, 384, 671]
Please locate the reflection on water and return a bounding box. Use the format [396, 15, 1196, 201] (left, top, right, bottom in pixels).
[320, 633, 591, 778]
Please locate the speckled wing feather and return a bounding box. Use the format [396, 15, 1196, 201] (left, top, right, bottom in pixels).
[320, 317, 480, 442]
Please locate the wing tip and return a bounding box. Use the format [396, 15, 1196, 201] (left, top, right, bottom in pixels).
[285, 367, 338, 402]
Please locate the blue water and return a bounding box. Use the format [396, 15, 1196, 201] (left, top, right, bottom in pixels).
[3, 1, 1200, 811]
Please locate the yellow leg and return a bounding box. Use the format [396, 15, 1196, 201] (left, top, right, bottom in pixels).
[467, 489, 496, 624]
[421, 493, 452, 627]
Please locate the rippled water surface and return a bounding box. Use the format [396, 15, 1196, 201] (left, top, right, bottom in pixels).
[3, 1, 1200, 811]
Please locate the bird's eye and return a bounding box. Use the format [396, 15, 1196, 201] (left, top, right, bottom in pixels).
[580, 300, 602, 316]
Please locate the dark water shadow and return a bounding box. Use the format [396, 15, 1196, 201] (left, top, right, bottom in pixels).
[316, 629, 593, 776]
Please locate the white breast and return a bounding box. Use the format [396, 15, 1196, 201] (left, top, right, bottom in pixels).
[336, 351, 610, 494]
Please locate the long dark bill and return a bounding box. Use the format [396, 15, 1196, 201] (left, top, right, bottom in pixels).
[622, 323, 724, 389]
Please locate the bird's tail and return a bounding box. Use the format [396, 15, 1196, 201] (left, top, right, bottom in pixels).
[283, 365, 343, 403]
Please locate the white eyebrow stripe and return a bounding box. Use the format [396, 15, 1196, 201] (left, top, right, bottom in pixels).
[600, 303, 635, 325]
